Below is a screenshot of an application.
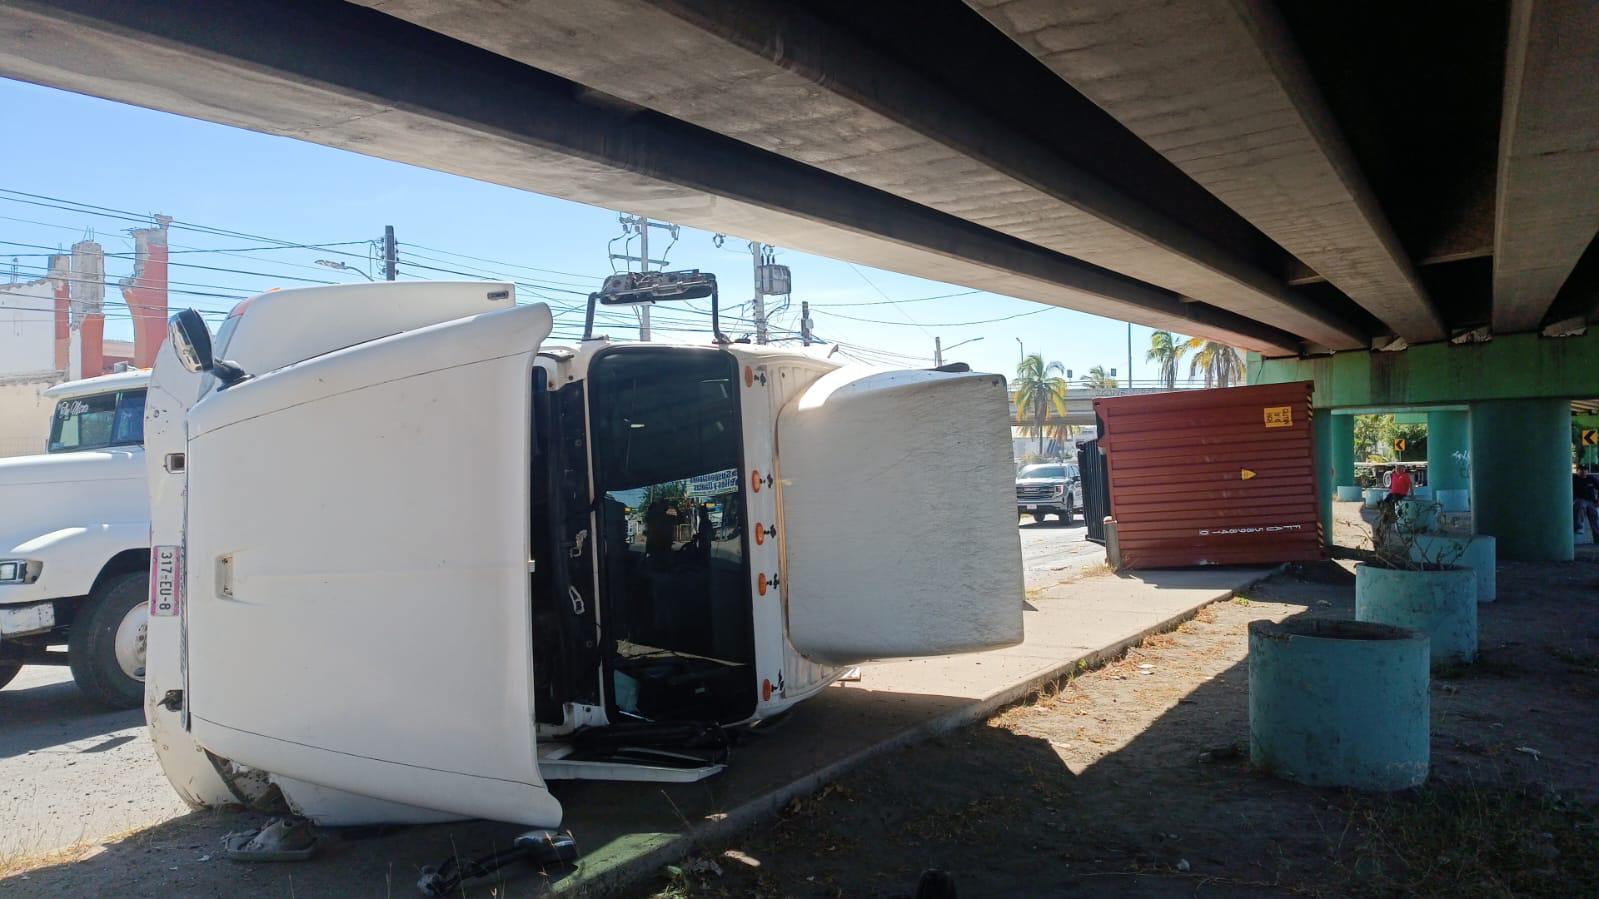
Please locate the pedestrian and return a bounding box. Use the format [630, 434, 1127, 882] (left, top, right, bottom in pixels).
[1575, 467, 1599, 538]
[1380, 464, 1412, 512]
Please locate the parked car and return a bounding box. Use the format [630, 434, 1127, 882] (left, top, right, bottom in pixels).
[1015, 461, 1083, 524]
[0, 369, 151, 707]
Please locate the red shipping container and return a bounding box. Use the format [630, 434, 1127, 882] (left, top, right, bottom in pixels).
[1094, 381, 1323, 569]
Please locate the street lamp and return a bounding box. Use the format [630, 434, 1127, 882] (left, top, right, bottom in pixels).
[1015, 336, 1024, 363]
[934, 335, 983, 366]
[315, 259, 374, 281]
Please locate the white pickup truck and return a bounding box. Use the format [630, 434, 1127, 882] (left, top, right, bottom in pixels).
[144, 274, 1025, 835]
[0, 369, 153, 707]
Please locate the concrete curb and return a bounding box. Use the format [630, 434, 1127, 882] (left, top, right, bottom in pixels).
[554, 565, 1282, 896]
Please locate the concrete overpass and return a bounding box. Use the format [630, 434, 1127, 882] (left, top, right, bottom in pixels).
[2, 0, 1596, 557]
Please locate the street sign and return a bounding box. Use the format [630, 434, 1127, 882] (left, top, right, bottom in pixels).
[1393, 438, 1407, 453]
[1583, 429, 1598, 447]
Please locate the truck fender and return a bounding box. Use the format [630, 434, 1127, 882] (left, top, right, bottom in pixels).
[1, 523, 149, 605]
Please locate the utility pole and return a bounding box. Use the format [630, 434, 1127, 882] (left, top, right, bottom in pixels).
[383, 225, 397, 281]
[610, 215, 679, 341]
[638, 218, 651, 341]
[750, 242, 769, 344]
[1126, 322, 1133, 388]
[934, 336, 943, 367]
[800, 301, 812, 347]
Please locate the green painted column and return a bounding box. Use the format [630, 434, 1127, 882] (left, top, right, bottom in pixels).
[1426, 411, 1469, 491]
[1331, 414, 1355, 487]
[1470, 399, 1573, 561]
[1314, 410, 1334, 550]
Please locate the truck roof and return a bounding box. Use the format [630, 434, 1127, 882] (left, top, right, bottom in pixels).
[41, 368, 152, 399]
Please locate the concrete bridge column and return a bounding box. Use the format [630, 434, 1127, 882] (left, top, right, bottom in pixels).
[1330, 414, 1355, 489]
[1314, 411, 1335, 550]
[1470, 399, 1573, 561]
[1426, 411, 1469, 491]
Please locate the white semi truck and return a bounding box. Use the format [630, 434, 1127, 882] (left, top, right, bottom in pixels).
[0, 368, 153, 707]
[144, 274, 1024, 840]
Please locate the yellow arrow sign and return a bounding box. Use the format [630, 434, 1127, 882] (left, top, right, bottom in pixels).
[1240, 468, 1257, 480]
[1583, 429, 1598, 447]
[1393, 438, 1407, 453]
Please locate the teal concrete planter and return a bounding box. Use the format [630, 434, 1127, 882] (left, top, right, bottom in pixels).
[1249, 619, 1429, 791]
[1336, 485, 1363, 502]
[1395, 499, 1439, 533]
[1436, 488, 1470, 513]
[1355, 563, 1478, 663]
[1363, 488, 1385, 508]
[1409, 534, 1496, 602]
[1410, 485, 1434, 501]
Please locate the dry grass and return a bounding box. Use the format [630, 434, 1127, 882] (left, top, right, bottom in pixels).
[0, 824, 143, 879]
[1334, 784, 1599, 896]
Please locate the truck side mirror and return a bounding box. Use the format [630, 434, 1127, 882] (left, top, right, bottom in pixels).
[169, 309, 214, 374]
[168, 308, 251, 388]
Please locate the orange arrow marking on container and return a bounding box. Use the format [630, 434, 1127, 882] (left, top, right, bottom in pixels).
[1240, 469, 1257, 480]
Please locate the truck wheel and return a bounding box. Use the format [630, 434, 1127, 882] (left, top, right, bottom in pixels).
[1059, 499, 1074, 526]
[69, 571, 149, 709]
[0, 661, 19, 691]
[1032, 511, 1049, 524]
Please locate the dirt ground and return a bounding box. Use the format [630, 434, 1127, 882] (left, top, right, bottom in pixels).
[643, 555, 1599, 898]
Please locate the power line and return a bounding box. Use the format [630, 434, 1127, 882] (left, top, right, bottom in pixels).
[808, 289, 984, 308]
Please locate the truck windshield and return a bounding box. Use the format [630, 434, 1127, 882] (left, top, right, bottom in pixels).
[587, 347, 755, 726]
[48, 389, 146, 453]
[1020, 465, 1066, 479]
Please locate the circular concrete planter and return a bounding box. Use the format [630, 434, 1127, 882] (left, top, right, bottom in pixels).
[1249, 618, 1429, 791]
[1363, 487, 1385, 508]
[1436, 488, 1470, 513]
[1355, 563, 1478, 663]
[1395, 499, 1439, 533]
[1335, 485, 1363, 502]
[1409, 534, 1496, 602]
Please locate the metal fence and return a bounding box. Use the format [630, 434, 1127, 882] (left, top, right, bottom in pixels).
[1077, 436, 1110, 545]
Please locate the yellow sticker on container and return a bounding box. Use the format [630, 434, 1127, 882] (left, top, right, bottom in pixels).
[1263, 405, 1293, 428]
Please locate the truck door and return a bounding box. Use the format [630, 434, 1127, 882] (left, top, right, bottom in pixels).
[182, 304, 561, 827]
[777, 368, 1025, 666]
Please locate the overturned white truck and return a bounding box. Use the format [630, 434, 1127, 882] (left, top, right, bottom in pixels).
[146, 273, 1023, 831]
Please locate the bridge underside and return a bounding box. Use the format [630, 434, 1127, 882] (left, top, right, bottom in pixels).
[3, 1, 1596, 357]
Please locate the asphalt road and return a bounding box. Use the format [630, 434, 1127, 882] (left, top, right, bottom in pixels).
[0, 519, 1103, 866]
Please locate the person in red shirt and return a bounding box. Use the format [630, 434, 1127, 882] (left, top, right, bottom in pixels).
[1387, 465, 1413, 500]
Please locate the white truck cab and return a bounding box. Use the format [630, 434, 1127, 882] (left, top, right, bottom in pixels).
[146, 275, 1024, 831]
[0, 368, 153, 707]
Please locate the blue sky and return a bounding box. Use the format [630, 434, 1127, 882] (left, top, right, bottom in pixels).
[0, 77, 1198, 383]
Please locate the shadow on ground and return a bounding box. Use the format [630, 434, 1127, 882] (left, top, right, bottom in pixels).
[634, 558, 1599, 897]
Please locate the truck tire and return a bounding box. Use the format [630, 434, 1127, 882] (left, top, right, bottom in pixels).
[1032, 511, 1049, 524]
[0, 661, 19, 691]
[69, 571, 149, 709]
[1058, 501, 1074, 526]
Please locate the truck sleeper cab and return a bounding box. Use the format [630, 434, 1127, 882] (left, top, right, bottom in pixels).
[150, 281, 1024, 828]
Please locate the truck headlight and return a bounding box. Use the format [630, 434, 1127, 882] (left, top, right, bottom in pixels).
[0, 560, 41, 584]
[1051, 485, 1064, 496]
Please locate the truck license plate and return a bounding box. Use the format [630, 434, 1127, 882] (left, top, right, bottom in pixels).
[151, 545, 182, 617]
[1025, 505, 1038, 511]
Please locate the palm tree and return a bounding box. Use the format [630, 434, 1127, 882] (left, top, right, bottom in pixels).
[1186, 337, 1246, 388]
[1079, 365, 1118, 389]
[1146, 331, 1188, 389]
[1013, 353, 1069, 456]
